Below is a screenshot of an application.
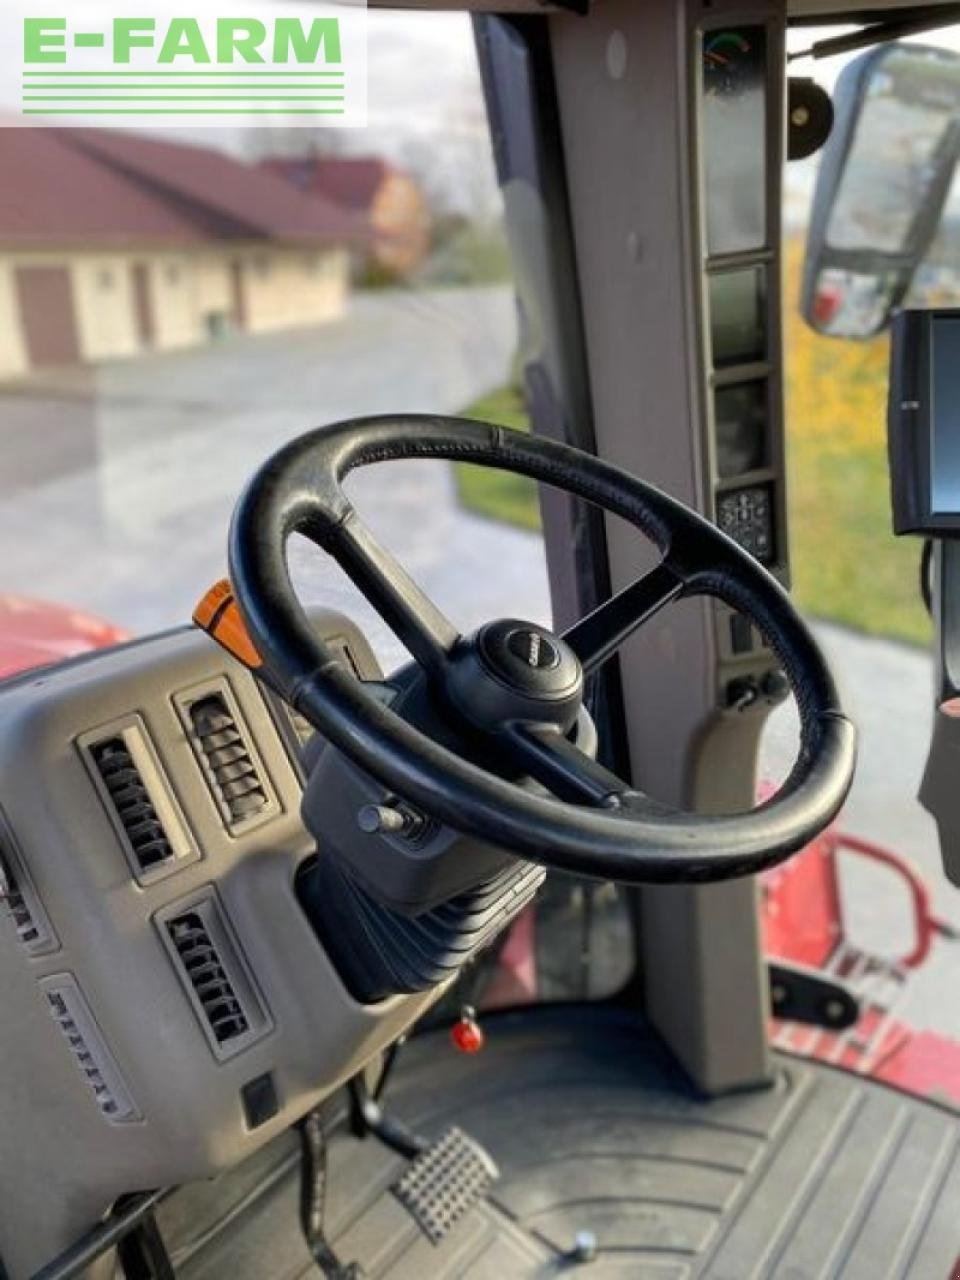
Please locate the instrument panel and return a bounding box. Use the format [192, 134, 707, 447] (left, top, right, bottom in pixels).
[0, 614, 442, 1277]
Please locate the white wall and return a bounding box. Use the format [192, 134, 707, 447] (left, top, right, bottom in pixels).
[71, 254, 140, 362]
[0, 261, 28, 379]
[0, 243, 351, 379]
[239, 247, 349, 335]
[148, 255, 203, 351]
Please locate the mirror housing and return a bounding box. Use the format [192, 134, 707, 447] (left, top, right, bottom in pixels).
[802, 43, 960, 339]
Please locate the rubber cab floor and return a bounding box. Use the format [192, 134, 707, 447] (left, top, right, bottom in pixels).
[157, 1005, 960, 1279]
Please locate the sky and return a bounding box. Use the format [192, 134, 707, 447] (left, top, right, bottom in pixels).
[150, 11, 499, 217]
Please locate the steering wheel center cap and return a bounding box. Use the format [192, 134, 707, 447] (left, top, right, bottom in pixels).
[477, 619, 581, 699]
[443, 618, 584, 738]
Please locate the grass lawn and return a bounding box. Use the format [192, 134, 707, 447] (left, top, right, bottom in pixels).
[455, 241, 931, 647]
[453, 385, 542, 533]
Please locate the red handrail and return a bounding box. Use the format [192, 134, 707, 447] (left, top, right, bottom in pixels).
[825, 831, 957, 969]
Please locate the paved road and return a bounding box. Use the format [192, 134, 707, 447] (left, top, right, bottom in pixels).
[0, 284, 520, 637]
[2, 281, 958, 1037]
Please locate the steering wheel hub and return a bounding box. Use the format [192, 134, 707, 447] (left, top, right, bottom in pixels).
[479, 620, 578, 691]
[444, 619, 583, 736]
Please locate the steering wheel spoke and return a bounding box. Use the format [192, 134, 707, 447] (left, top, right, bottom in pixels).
[563, 561, 685, 674]
[508, 722, 630, 807]
[329, 509, 460, 679]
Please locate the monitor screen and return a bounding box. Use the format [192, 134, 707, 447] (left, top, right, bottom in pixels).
[702, 27, 767, 256]
[709, 266, 766, 368]
[714, 380, 767, 479]
[931, 316, 960, 515]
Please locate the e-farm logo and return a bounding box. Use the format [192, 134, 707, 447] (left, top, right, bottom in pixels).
[5, 1, 366, 125]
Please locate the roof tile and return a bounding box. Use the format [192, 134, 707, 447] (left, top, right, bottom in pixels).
[0, 128, 206, 247]
[263, 156, 389, 212]
[0, 126, 368, 248]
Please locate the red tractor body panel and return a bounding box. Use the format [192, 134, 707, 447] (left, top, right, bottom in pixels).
[0, 595, 128, 680]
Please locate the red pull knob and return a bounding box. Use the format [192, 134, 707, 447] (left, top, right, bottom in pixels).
[451, 1006, 484, 1054]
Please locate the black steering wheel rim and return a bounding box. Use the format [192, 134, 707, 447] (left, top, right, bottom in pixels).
[228, 414, 856, 884]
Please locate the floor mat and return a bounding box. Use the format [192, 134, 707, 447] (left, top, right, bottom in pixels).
[163, 1005, 960, 1279]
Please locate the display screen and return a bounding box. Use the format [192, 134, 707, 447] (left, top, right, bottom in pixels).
[714, 380, 767, 478]
[702, 27, 767, 256]
[709, 267, 766, 367]
[717, 485, 774, 562]
[931, 316, 960, 514]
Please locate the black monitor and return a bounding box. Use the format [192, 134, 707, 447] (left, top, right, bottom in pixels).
[889, 308, 960, 535]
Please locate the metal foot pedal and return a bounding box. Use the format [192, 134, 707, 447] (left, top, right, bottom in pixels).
[391, 1126, 498, 1245]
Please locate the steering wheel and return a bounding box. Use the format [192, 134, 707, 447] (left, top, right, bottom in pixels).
[228, 415, 855, 885]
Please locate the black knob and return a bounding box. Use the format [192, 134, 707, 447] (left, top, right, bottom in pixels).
[727, 677, 758, 711]
[761, 669, 790, 703]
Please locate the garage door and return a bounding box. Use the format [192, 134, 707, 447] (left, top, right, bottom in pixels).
[15, 266, 81, 369]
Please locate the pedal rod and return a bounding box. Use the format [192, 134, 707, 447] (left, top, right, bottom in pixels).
[347, 1078, 429, 1160]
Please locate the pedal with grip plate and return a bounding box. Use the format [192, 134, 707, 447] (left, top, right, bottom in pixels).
[391, 1126, 498, 1245]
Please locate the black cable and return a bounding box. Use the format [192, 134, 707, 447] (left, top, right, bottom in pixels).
[921, 538, 934, 616]
[373, 1039, 401, 1102]
[299, 1108, 364, 1280]
[789, 7, 960, 62]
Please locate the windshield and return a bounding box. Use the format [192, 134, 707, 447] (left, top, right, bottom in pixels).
[6, 14, 960, 1052]
[0, 13, 534, 663]
[0, 9, 636, 1006]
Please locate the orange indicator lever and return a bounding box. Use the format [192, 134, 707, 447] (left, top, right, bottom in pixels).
[192, 579, 263, 671]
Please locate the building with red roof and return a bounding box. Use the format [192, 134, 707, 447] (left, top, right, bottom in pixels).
[263, 155, 431, 278]
[0, 129, 368, 379]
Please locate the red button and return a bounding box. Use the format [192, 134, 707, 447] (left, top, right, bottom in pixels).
[451, 1016, 484, 1054]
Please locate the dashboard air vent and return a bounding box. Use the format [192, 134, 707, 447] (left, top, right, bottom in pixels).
[80, 717, 196, 885]
[167, 909, 249, 1045]
[159, 892, 269, 1060]
[0, 816, 56, 956]
[5, 880, 41, 950]
[185, 688, 274, 828]
[42, 975, 138, 1124]
[90, 737, 174, 871]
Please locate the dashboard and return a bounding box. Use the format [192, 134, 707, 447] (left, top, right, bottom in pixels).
[0, 611, 444, 1276]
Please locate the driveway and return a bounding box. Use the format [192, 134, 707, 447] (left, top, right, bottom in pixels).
[0, 284, 518, 636]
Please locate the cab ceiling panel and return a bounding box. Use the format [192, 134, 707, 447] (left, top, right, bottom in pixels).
[360, 0, 953, 12]
[788, 0, 958, 15]
[366, 0, 588, 10]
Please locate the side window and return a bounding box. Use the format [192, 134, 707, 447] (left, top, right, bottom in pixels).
[0, 13, 540, 665]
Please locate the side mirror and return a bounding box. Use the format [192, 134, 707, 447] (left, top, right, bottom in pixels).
[802, 43, 960, 339]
